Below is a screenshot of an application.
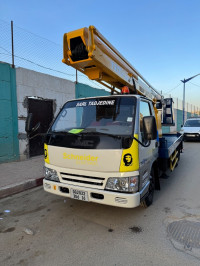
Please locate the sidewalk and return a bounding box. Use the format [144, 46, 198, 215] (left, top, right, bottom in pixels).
[0, 156, 44, 199]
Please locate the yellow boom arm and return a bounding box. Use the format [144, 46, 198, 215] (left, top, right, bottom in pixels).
[62, 26, 162, 102]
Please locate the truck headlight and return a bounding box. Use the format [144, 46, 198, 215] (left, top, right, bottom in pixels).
[105, 176, 138, 193]
[44, 167, 60, 182]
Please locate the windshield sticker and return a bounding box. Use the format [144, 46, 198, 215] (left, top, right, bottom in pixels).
[76, 100, 115, 107]
[68, 129, 84, 134]
[127, 117, 133, 122]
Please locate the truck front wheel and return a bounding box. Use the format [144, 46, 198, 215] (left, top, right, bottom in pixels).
[141, 168, 155, 208]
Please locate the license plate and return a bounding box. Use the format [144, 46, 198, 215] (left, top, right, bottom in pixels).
[70, 189, 88, 201]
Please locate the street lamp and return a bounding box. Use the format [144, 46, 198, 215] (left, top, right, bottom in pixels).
[181, 73, 200, 124]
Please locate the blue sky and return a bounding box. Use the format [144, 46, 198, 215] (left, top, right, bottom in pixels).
[1, 0, 200, 107]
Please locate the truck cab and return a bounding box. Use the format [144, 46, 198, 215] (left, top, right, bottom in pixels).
[43, 94, 158, 208]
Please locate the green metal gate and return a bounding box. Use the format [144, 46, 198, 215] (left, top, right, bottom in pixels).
[0, 63, 19, 162]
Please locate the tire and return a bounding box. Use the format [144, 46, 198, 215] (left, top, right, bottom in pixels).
[141, 168, 155, 208]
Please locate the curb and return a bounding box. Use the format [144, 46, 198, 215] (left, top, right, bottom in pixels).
[0, 177, 44, 199]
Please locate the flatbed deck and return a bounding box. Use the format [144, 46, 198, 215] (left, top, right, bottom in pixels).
[159, 133, 183, 158]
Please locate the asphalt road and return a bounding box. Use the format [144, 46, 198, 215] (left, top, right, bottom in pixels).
[0, 142, 200, 266]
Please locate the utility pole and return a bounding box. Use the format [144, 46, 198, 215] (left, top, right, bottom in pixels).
[181, 73, 200, 124]
[76, 69, 78, 84]
[11, 21, 15, 68]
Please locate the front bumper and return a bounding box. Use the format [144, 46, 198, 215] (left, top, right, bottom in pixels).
[43, 179, 140, 208]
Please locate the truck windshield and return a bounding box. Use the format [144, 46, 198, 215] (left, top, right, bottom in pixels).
[50, 96, 136, 137]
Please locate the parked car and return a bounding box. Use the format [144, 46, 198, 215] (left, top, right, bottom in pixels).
[180, 117, 200, 141]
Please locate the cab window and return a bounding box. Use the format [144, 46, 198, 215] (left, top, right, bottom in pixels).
[140, 101, 152, 141]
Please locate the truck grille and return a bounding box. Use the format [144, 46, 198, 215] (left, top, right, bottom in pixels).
[60, 172, 105, 187]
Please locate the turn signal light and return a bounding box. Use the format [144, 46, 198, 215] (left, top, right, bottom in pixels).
[121, 86, 130, 94]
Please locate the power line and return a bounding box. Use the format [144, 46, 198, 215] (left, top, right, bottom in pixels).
[14, 54, 77, 76]
[0, 45, 82, 78]
[0, 52, 10, 56]
[0, 47, 106, 91]
[3, 19, 191, 95]
[189, 81, 200, 88]
[165, 83, 181, 94]
[0, 46, 10, 54]
[0, 43, 106, 89]
[0, 46, 106, 91]
[0, 18, 60, 46]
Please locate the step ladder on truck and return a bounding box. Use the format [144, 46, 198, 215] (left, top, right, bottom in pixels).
[40, 26, 183, 208]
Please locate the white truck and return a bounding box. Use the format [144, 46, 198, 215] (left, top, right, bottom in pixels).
[41, 26, 183, 208]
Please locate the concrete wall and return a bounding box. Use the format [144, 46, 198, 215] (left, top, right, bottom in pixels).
[0, 63, 19, 162]
[16, 68, 75, 160]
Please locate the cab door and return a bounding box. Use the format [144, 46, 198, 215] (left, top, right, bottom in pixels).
[138, 100, 157, 195]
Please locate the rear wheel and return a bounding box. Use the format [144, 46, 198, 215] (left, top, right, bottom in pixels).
[141, 168, 155, 208]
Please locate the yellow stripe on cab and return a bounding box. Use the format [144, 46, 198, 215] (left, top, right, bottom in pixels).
[120, 134, 139, 172]
[44, 143, 50, 164]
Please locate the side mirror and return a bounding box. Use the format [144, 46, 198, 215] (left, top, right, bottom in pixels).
[143, 116, 157, 140]
[25, 113, 33, 133]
